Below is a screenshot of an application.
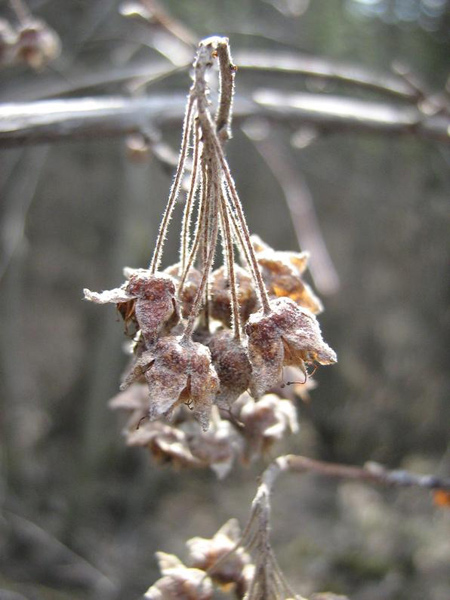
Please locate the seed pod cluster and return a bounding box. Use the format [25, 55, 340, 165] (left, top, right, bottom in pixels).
[84, 37, 336, 463]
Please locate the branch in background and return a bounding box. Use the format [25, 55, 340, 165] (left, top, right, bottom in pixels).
[2, 92, 450, 149]
[243, 121, 340, 295]
[235, 50, 420, 101]
[263, 454, 450, 492]
[219, 454, 450, 598]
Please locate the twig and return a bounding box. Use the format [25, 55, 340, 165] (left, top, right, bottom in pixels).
[261, 454, 450, 493]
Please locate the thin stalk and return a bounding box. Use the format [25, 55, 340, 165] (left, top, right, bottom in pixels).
[180, 120, 201, 272]
[218, 187, 241, 340]
[222, 180, 259, 285]
[178, 158, 208, 293]
[149, 96, 194, 274]
[182, 164, 219, 340]
[214, 139, 271, 313]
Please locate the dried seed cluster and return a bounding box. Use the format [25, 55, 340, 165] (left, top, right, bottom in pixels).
[144, 519, 254, 600]
[84, 37, 336, 459]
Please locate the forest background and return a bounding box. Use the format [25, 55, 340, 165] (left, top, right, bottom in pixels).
[0, 1, 449, 599]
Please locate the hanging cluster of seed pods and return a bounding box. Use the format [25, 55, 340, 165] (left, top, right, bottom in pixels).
[84, 37, 336, 468]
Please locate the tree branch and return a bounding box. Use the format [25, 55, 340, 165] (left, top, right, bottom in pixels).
[1, 91, 450, 148]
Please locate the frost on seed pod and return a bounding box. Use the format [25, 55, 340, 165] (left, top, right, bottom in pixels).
[209, 265, 258, 327]
[234, 393, 298, 463]
[164, 263, 202, 318]
[144, 552, 213, 600]
[251, 234, 323, 314]
[187, 519, 252, 589]
[245, 297, 337, 398]
[207, 330, 252, 408]
[84, 270, 179, 346]
[121, 336, 219, 431]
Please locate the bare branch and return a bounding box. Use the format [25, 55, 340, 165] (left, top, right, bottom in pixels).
[260, 454, 450, 496]
[2, 92, 450, 148]
[234, 50, 420, 101]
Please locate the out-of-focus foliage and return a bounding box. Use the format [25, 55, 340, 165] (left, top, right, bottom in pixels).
[0, 1, 449, 599]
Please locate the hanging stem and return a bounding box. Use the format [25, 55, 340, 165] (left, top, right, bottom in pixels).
[218, 187, 241, 340]
[212, 131, 271, 314]
[182, 159, 220, 340]
[149, 96, 195, 274]
[180, 120, 202, 272]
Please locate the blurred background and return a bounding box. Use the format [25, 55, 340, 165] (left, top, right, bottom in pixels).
[0, 0, 449, 598]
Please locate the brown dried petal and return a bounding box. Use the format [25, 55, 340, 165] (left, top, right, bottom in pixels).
[251, 234, 309, 274]
[246, 297, 336, 398]
[165, 263, 202, 318]
[207, 330, 252, 408]
[187, 519, 251, 586]
[209, 265, 258, 327]
[145, 553, 213, 600]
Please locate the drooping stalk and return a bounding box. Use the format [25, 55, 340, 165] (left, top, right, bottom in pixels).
[211, 127, 271, 314]
[182, 159, 220, 340]
[218, 186, 241, 340]
[180, 120, 202, 272]
[149, 96, 195, 274]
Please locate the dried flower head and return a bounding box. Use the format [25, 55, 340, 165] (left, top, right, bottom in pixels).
[145, 552, 213, 600]
[206, 330, 252, 408]
[234, 393, 299, 462]
[251, 234, 323, 314]
[209, 265, 258, 327]
[85, 271, 179, 345]
[165, 264, 202, 319]
[126, 420, 204, 469]
[246, 297, 336, 398]
[15, 18, 61, 69]
[184, 410, 241, 478]
[121, 336, 219, 431]
[187, 519, 252, 588]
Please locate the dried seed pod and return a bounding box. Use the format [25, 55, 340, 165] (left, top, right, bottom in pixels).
[121, 336, 220, 431]
[145, 552, 213, 600]
[234, 393, 298, 463]
[187, 519, 252, 587]
[251, 234, 323, 314]
[184, 411, 241, 478]
[245, 297, 336, 398]
[126, 421, 204, 469]
[127, 271, 180, 346]
[206, 329, 252, 408]
[85, 271, 180, 346]
[209, 265, 258, 327]
[164, 263, 202, 318]
[15, 18, 61, 69]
